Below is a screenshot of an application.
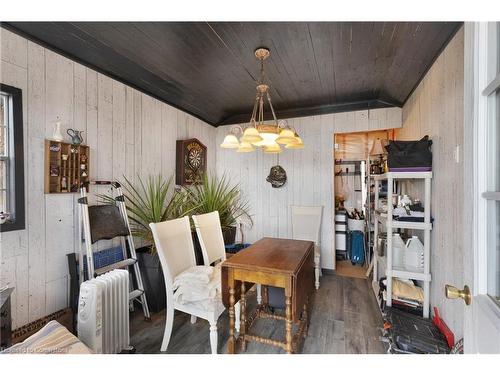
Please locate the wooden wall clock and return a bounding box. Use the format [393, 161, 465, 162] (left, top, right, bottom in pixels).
[176, 138, 207, 185]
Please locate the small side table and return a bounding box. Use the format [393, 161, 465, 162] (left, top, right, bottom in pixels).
[1, 287, 15, 350]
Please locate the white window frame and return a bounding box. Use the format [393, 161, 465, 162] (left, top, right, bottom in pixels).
[474, 22, 500, 310]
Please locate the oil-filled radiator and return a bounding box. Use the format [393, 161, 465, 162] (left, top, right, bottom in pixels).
[77, 269, 131, 353]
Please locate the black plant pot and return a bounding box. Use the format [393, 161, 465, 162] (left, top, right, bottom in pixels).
[223, 226, 237, 246]
[136, 247, 166, 313]
[192, 232, 205, 265]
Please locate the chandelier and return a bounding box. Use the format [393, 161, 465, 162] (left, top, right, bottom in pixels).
[220, 48, 304, 153]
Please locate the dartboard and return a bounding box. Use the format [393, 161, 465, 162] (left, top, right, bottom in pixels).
[176, 138, 207, 185]
[188, 148, 202, 170]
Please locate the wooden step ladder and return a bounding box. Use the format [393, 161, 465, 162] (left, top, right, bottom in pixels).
[78, 181, 150, 320]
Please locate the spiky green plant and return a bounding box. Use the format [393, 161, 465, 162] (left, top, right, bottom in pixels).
[98, 175, 188, 253]
[180, 173, 252, 232]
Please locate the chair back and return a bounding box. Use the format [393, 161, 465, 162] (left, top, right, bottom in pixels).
[149, 216, 197, 288]
[291, 205, 323, 244]
[192, 211, 226, 265]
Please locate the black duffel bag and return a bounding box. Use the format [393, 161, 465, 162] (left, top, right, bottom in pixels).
[385, 135, 432, 171]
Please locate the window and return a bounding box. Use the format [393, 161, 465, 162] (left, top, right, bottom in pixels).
[0, 84, 24, 232]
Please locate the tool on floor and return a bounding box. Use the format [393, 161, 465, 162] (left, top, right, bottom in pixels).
[432, 307, 454, 348]
[78, 180, 150, 320]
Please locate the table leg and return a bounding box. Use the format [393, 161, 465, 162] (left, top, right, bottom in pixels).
[228, 271, 236, 354]
[285, 282, 293, 354]
[240, 282, 247, 351]
[262, 285, 269, 310]
[302, 301, 308, 338]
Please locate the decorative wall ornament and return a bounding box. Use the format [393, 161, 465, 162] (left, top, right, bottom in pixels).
[66, 129, 84, 145]
[52, 120, 63, 142]
[266, 165, 287, 188]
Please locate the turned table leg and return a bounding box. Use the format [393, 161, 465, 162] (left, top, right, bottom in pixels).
[240, 282, 247, 351]
[285, 282, 293, 354]
[228, 272, 236, 354]
[302, 302, 309, 338]
[262, 285, 269, 311]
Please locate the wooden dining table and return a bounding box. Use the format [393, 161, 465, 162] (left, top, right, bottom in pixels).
[221, 237, 315, 354]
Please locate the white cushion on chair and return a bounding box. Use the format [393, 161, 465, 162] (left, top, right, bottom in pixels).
[173, 265, 221, 305]
[173, 265, 214, 286]
[176, 294, 225, 313]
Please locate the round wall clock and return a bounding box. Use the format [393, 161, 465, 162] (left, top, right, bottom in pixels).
[176, 138, 207, 185]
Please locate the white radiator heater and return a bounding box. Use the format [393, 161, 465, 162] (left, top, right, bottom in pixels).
[77, 269, 131, 353]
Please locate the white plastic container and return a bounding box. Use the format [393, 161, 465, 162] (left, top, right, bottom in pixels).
[335, 233, 347, 251]
[392, 233, 405, 269]
[405, 236, 425, 272]
[335, 214, 347, 223]
[335, 223, 347, 231]
[347, 218, 365, 233]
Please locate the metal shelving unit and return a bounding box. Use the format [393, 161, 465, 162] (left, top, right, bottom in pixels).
[371, 171, 433, 318]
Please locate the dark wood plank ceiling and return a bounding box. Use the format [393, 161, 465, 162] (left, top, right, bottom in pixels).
[3, 22, 461, 126]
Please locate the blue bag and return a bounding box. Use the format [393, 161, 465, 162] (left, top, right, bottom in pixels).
[349, 230, 365, 265]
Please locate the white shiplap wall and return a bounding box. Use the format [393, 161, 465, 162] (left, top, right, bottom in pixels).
[395, 27, 465, 338]
[216, 108, 402, 270]
[0, 28, 216, 329]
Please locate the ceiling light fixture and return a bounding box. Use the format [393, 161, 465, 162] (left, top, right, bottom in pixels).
[220, 48, 304, 153]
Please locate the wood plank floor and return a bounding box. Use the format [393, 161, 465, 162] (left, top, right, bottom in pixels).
[129, 274, 387, 354]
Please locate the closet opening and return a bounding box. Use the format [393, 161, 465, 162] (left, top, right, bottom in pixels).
[333, 129, 396, 279]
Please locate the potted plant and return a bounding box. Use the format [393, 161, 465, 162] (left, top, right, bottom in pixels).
[100, 174, 186, 312]
[180, 173, 252, 263]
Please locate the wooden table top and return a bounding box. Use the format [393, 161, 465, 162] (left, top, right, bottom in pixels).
[222, 237, 314, 276]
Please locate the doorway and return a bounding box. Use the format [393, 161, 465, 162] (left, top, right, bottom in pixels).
[333, 129, 396, 279]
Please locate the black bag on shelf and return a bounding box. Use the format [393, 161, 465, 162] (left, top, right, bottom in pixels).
[385, 135, 433, 171]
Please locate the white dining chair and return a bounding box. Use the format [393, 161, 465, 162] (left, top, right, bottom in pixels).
[291, 205, 323, 289]
[149, 216, 225, 354]
[192, 211, 240, 331]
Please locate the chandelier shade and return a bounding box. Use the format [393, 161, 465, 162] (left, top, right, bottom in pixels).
[237, 141, 255, 153]
[285, 135, 305, 149]
[240, 127, 263, 143]
[220, 134, 240, 148]
[263, 142, 282, 153]
[276, 128, 297, 145]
